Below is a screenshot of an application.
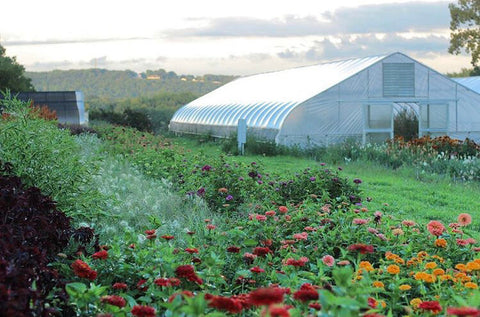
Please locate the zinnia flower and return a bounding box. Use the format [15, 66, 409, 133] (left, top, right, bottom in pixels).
[253, 247, 272, 257]
[71, 259, 97, 280]
[227, 246, 241, 253]
[92, 250, 108, 260]
[458, 213, 472, 226]
[100, 295, 126, 308]
[208, 295, 243, 314]
[278, 206, 288, 214]
[293, 283, 319, 302]
[446, 307, 480, 316]
[250, 266, 265, 273]
[249, 287, 286, 306]
[161, 235, 174, 240]
[386, 264, 400, 274]
[347, 243, 374, 254]
[419, 301, 442, 314]
[322, 255, 335, 267]
[427, 220, 445, 236]
[131, 305, 156, 317]
[112, 282, 127, 290]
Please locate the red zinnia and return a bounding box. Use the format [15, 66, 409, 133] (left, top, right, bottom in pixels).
[112, 282, 127, 290]
[175, 265, 203, 285]
[249, 287, 286, 306]
[168, 277, 181, 286]
[250, 266, 265, 273]
[161, 235, 174, 240]
[137, 279, 148, 292]
[347, 243, 375, 254]
[208, 295, 244, 314]
[168, 290, 194, 302]
[154, 278, 171, 287]
[447, 306, 480, 316]
[92, 250, 108, 260]
[253, 247, 272, 257]
[100, 295, 126, 308]
[309, 302, 322, 310]
[284, 257, 309, 267]
[293, 284, 319, 302]
[71, 259, 97, 280]
[419, 301, 442, 314]
[175, 265, 195, 278]
[144, 229, 156, 235]
[131, 305, 156, 317]
[185, 247, 199, 254]
[227, 246, 241, 253]
[263, 305, 291, 317]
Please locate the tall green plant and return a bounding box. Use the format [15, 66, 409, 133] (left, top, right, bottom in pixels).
[0, 93, 103, 221]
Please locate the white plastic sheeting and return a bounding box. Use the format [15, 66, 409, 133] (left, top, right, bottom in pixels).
[170, 52, 480, 146]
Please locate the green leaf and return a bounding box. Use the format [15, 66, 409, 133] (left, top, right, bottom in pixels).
[66, 282, 87, 296]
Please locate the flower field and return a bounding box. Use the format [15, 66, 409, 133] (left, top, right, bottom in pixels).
[1, 96, 480, 316]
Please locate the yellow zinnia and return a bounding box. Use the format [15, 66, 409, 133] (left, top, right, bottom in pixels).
[399, 284, 411, 291]
[372, 281, 385, 288]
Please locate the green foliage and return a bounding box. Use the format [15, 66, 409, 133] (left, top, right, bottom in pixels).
[394, 108, 418, 141]
[26, 68, 235, 100]
[449, 0, 480, 66]
[89, 92, 197, 133]
[0, 93, 103, 221]
[90, 108, 153, 132]
[95, 125, 360, 213]
[0, 45, 34, 92]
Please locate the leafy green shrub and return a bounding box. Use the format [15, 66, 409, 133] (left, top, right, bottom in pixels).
[90, 108, 153, 132]
[0, 93, 103, 221]
[394, 108, 418, 141]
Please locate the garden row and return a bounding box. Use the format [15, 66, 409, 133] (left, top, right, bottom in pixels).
[1, 95, 480, 316]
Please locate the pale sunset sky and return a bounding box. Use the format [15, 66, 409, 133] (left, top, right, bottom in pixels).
[0, 0, 470, 75]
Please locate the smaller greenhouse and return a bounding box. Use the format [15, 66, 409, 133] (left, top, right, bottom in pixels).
[15, 91, 87, 125]
[170, 52, 480, 147]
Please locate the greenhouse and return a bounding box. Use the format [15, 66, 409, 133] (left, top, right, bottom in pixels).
[15, 91, 87, 125]
[170, 52, 480, 146]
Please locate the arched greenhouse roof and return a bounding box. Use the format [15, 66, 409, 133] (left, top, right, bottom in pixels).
[171, 54, 388, 131]
[452, 76, 480, 94]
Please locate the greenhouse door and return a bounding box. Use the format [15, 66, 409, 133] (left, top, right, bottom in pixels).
[362, 104, 393, 144]
[418, 103, 449, 137]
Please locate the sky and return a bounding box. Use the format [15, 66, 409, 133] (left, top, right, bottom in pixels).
[0, 0, 471, 76]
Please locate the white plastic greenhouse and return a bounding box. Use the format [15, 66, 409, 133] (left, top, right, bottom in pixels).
[170, 52, 480, 146]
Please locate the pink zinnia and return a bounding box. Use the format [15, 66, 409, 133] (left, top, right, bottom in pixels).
[427, 220, 445, 236]
[458, 213, 472, 226]
[322, 255, 335, 267]
[353, 218, 368, 225]
[293, 232, 308, 241]
[256, 215, 267, 221]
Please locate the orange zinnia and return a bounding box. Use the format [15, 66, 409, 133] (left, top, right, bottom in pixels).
[387, 264, 400, 275]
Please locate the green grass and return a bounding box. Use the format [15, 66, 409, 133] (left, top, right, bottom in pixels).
[172, 135, 480, 235]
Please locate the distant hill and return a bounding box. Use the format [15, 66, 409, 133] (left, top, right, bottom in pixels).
[26, 69, 237, 100]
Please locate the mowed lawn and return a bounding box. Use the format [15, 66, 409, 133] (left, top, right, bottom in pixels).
[174, 137, 480, 236]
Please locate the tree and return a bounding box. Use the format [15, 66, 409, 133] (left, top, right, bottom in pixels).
[0, 44, 34, 92]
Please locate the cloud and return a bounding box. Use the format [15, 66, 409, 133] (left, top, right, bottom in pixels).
[277, 33, 449, 62]
[168, 1, 450, 38]
[4, 37, 149, 46]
